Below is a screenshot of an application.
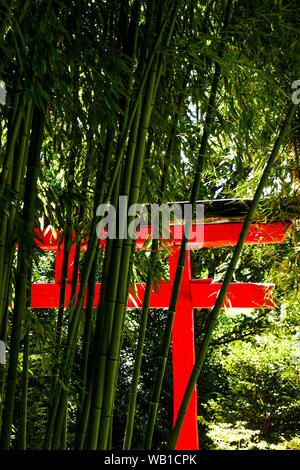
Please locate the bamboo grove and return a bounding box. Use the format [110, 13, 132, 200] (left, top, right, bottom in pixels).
[0, 0, 299, 450]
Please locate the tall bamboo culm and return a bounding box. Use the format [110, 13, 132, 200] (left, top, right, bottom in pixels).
[123, 82, 186, 449]
[0, 105, 45, 450]
[143, 0, 233, 449]
[85, 5, 176, 450]
[169, 100, 298, 449]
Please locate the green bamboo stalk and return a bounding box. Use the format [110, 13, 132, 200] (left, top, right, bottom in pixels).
[50, 237, 73, 450]
[97, 54, 160, 451]
[63, 133, 117, 356]
[106, 6, 174, 201]
[54, 125, 76, 359]
[77, 257, 98, 409]
[51, 154, 76, 389]
[46, 122, 78, 445]
[75, 234, 116, 450]
[44, 126, 116, 450]
[85, 94, 143, 449]
[44, 224, 98, 449]
[123, 84, 185, 448]
[19, 327, 30, 450]
[123, 242, 157, 450]
[51, 387, 68, 450]
[169, 101, 298, 449]
[87, 130, 140, 449]
[74, 129, 116, 450]
[60, 136, 113, 448]
[85, 197, 132, 447]
[73, 251, 100, 448]
[18, 269, 32, 450]
[0, 104, 45, 450]
[69, 129, 95, 316]
[0, 99, 32, 336]
[0, 92, 25, 188]
[61, 408, 68, 450]
[97, 6, 179, 449]
[0, 92, 26, 329]
[74, 269, 108, 450]
[54, 229, 72, 354]
[143, 0, 233, 449]
[96, 238, 136, 451]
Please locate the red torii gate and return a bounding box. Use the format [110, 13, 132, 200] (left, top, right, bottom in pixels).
[31, 220, 290, 450]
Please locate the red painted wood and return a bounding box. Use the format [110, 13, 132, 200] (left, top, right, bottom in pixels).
[169, 249, 198, 450]
[133, 222, 291, 249]
[44, 222, 289, 252]
[31, 280, 274, 310]
[190, 280, 274, 309]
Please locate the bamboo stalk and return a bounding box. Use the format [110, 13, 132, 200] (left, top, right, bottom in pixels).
[169, 101, 298, 449]
[106, 6, 174, 201]
[61, 408, 68, 450]
[44, 125, 116, 449]
[122, 83, 185, 448]
[74, 129, 116, 450]
[18, 269, 32, 450]
[76, 15, 172, 447]
[0, 92, 27, 330]
[0, 98, 32, 335]
[96, 6, 179, 449]
[51, 126, 77, 391]
[143, 0, 233, 449]
[85, 96, 143, 449]
[98, 74, 156, 449]
[74, 256, 97, 447]
[123, 242, 157, 450]
[0, 92, 25, 188]
[97, 53, 160, 450]
[0, 104, 45, 449]
[44, 224, 98, 449]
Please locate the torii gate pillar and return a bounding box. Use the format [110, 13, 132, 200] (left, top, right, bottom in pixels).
[169, 249, 198, 450]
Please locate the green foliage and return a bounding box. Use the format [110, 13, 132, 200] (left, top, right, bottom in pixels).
[195, 323, 300, 448]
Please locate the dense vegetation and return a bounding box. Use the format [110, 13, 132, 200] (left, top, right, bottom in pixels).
[0, 0, 299, 450]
